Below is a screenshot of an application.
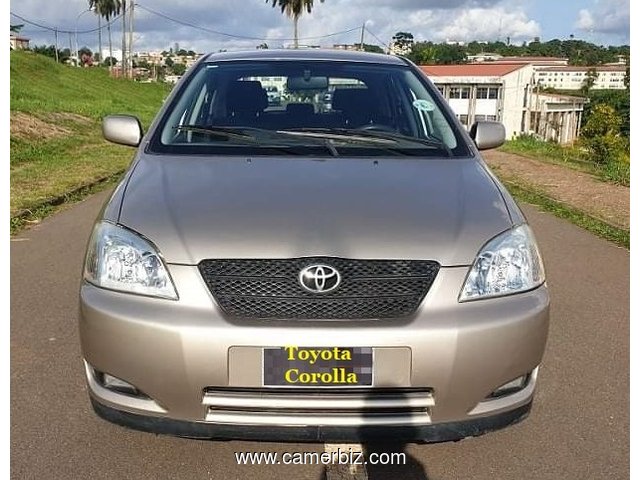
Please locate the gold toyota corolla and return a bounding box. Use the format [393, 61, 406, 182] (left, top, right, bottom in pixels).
[79, 49, 549, 442]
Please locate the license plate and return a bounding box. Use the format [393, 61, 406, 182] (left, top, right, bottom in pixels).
[263, 347, 373, 387]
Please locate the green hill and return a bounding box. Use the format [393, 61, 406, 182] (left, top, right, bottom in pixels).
[10, 51, 170, 226]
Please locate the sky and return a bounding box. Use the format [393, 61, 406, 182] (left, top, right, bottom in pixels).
[10, 0, 630, 56]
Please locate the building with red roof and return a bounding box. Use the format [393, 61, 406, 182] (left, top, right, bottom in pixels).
[421, 62, 587, 145]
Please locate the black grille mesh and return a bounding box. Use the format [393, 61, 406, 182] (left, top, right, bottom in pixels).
[198, 258, 439, 320]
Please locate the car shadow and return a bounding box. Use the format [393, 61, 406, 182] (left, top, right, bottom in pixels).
[320, 389, 430, 479]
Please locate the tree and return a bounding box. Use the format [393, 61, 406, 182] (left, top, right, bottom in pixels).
[361, 44, 384, 54]
[164, 57, 174, 68]
[624, 64, 630, 90]
[89, 0, 122, 68]
[408, 41, 436, 64]
[59, 48, 71, 62]
[581, 67, 598, 94]
[256, 42, 269, 49]
[580, 104, 624, 165]
[391, 31, 414, 55]
[32, 44, 55, 59]
[266, 0, 325, 48]
[434, 43, 467, 64]
[78, 47, 93, 66]
[10, 24, 24, 33]
[103, 56, 118, 67]
[172, 63, 187, 76]
[583, 90, 630, 138]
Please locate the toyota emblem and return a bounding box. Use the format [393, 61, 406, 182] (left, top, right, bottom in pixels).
[298, 264, 341, 293]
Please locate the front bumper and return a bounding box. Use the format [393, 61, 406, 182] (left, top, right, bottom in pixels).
[79, 263, 549, 440]
[90, 395, 533, 442]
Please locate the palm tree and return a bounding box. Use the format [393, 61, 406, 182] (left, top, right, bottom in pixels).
[266, 0, 324, 48]
[89, 0, 122, 69]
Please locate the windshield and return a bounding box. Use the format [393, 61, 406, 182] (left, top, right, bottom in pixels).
[150, 59, 470, 157]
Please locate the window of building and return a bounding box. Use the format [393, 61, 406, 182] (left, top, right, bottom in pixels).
[457, 114, 469, 126]
[476, 86, 499, 99]
[475, 114, 497, 121]
[449, 86, 470, 99]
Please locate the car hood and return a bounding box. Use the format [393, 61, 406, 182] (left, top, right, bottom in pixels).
[118, 154, 512, 266]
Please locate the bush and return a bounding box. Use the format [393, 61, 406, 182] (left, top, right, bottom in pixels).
[580, 104, 627, 166]
[580, 134, 626, 165]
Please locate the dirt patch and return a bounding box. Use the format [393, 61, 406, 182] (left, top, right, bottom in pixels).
[484, 150, 630, 229]
[45, 112, 93, 125]
[10, 112, 70, 140]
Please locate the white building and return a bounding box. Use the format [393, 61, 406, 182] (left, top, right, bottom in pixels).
[422, 63, 587, 145]
[494, 56, 568, 66]
[10, 31, 30, 50]
[534, 65, 627, 90]
[134, 51, 165, 65]
[164, 74, 182, 84]
[469, 55, 569, 66]
[467, 53, 503, 63]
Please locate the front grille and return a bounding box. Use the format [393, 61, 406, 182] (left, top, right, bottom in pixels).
[198, 258, 439, 319]
[202, 387, 434, 426]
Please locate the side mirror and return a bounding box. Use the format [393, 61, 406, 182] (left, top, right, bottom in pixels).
[102, 115, 143, 147]
[469, 121, 505, 150]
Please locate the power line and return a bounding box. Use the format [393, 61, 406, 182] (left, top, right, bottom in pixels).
[364, 26, 389, 51]
[10, 11, 124, 35]
[135, 3, 362, 42]
[12, 7, 386, 48]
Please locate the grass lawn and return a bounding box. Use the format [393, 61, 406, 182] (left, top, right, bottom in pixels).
[10, 51, 170, 224]
[502, 178, 629, 249]
[500, 135, 630, 186]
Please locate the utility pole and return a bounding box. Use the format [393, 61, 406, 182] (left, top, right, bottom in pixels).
[121, 0, 127, 78]
[359, 22, 365, 51]
[54, 29, 59, 63]
[68, 33, 73, 64]
[128, 0, 135, 79]
[97, 16, 102, 64]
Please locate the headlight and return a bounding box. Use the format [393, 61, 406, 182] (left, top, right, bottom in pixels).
[83, 221, 178, 300]
[459, 224, 545, 302]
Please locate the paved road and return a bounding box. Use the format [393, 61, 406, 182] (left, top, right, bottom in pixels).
[11, 190, 629, 479]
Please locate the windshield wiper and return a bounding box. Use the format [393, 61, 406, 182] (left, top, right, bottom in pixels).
[284, 128, 453, 157]
[173, 125, 340, 156]
[278, 129, 395, 145]
[172, 125, 259, 142]
[361, 131, 454, 157]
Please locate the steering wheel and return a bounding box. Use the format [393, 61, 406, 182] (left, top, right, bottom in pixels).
[356, 123, 397, 133]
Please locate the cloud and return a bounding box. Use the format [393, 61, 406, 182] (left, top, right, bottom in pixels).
[364, 0, 501, 10]
[575, 10, 595, 31]
[413, 7, 541, 42]
[575, 0, 629, 39]
[11, 0, 624, 53]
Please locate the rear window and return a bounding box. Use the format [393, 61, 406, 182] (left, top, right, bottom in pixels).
[149, 60, 470, 157]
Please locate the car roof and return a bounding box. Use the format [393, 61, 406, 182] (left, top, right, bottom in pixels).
[202, 48, 408, 66]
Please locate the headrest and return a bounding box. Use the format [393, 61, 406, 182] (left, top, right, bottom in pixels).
[227, 81, 268, 114]
[331, 88, 375, 114]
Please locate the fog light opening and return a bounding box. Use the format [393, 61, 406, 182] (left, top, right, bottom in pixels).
[487, 374, 531, 399]
[97, 371, 149, 399]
